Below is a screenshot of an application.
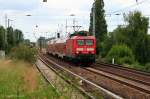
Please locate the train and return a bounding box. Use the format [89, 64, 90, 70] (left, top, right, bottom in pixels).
[46, 31, 96, 64]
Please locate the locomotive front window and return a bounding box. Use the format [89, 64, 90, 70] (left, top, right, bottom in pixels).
[86, 40, 93, 45]
[77, 40, 84, 45]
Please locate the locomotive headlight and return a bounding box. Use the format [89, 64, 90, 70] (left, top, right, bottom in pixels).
[87, 48, 94, 51]
[76, 51, 79, 54]
[76, 48, 84, 51]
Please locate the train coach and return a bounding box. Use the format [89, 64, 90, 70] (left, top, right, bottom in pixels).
[47, 31, 96, 64]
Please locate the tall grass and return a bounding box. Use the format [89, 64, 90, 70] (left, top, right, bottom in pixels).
[0, 60, 61, 98]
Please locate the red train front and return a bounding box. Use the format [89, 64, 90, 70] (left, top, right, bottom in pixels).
[47, 31, 96, 64]
[65, 35, 96, 63]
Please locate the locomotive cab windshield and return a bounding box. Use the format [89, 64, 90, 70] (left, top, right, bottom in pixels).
[77, 39, 94, 46]
[77, 40, 84, 46]
[85, 40, 93, 46]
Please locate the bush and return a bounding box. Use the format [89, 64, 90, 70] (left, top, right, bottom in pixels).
[10, 44, 38, 63]
[129, 62, 150, 73]
[144, 63, 150, 72]
[105, 44, 135, 64]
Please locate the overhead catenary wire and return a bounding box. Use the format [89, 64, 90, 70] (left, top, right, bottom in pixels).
[106, 0, 149, 14]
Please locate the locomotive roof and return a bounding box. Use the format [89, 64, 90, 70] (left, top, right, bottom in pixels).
[70, 36, 95, 39]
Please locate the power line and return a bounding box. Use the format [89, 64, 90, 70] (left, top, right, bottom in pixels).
[107, 0, 149, 14]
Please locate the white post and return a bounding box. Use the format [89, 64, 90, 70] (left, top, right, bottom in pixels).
[112, 58, 115, 64]
[0, 50, 5, 59]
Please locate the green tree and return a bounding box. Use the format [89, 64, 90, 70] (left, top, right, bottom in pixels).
[102, 32, 115, 57]
[105, 11, 149, 64]
[24, 39, 31, 45]
[0, 25, 24, 53]
[0, 26, 5, 50]
[6, 27, 24, 53]
[7, 27, 14, 50]
[14, 29, 24, 45]
[89, 0, 107, 54]
[148, 35, 150, 62]
[124, 11, 149, 64]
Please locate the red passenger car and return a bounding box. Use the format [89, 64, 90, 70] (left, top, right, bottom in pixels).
[47, 31, 96, 64]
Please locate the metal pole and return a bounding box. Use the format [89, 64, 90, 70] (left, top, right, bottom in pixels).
[8, 19, 10, 28]
[70, 14, 76, 32]
[5, 14, 7, 52]
[73, 18, 76, 32]
[93, 1, 96, 37]
[66, 19, 68, 34]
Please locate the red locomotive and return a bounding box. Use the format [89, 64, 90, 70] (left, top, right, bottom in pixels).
[47, 31, 96, 64]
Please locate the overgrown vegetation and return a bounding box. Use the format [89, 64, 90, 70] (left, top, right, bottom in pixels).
[0, 60, 61, 98]
[10, 44, 38, 63]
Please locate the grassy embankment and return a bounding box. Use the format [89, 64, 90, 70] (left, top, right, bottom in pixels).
[0, 59, 61, 99]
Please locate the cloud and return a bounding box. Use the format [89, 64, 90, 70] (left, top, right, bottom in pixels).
[112, 0, 135, 5]
[43, 0, 93, 16]
[45, 0, 92, 9]
[0, 0, 39, 11]
[0, 0, 149, 41]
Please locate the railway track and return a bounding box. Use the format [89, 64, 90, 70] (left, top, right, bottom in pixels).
[96, 62, 150, 77]
[39, 54, 150, 98]
[93, 62, 150, 89]
[36, 56, 95, 99]
[35, 61, 56, 88]
[39, 54, 123, 99]
[85, 67, 150, 94]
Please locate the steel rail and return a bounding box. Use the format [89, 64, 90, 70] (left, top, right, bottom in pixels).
[92, 66, 150, 86]
[38, 56, 95, 99]
[40, 55, 123, 99]
[85, 67, 150, 94]
[96, 62, 150, 76]
[35, 63, 57, 89]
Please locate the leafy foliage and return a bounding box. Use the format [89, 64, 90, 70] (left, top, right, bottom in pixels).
[123, 11, 149, 64]
[7, 27, 24, 53]
[7, 27, 14, 51]
[103, 11, 150, 64]
[148, 35, 150, 62]
[102, 32, 115, 57]
[0, 26, 24, 53]
[129, 62, 150, 73]
[14, 29, 24, 45]
[10, 44, 38, 63]
[106, 45, 135, 64]
[0, 26, 5, 50]
[89, 0, 107, 54]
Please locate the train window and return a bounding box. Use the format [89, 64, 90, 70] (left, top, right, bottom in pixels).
[77, 40, 84, 45]
[86, 40, 93, 45]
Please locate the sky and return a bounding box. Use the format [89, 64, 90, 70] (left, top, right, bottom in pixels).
[0, 0, 150, 42]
